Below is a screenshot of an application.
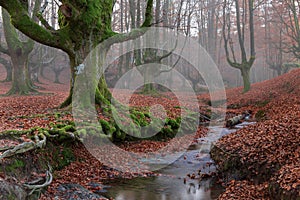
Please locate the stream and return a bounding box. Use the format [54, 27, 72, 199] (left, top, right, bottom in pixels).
[103, 122, 255, 200]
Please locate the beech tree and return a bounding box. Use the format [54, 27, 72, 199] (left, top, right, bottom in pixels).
[222, 0, 256, 92]
[272, 0, 300, 59]
[0, 0, 154, 107]
[0, 1, 42, 95]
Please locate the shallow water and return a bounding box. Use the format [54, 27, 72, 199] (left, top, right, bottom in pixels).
[104, 122, 255, 200]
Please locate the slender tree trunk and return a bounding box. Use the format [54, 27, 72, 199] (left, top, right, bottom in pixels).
[222, 0, 255, 93]
[277, 68, 282, 76]
[241, 67, 250, 93]
[53, 69, 63, 84]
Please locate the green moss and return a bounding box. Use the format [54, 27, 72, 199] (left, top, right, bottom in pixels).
[99, 119, 110, 132]
[162, 125, 173, 137]
[7, 193, 16, 200]
[255, 110, 266, 121]
[62, 125, 77, 132]
[128, 122, 140, 138]
[54, 112, 61, 119]
[114, 128, 126, 141]
[6, 159, 25, 173]
[89, 129, 97, 136]
[52, 146, 75, 170]
[99, 119, 116, 136]
[144, 112, 151, 118]
[180, 113, 198, 134]
[95, 87, 111, 108]
[77, 128, 87, 138]
[141, 0, 154, 27]
[166, 118, 180, 129]
[130, 110, 149, 127]
[0, 129, 27, 138]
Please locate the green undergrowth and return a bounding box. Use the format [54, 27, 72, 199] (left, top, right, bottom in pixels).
[0, 139, 76, 181]
[0, 110, 201, 182]
[5, 159, 25, 174]
[1, 109, 200, 144]
[255, 110, 267, 121]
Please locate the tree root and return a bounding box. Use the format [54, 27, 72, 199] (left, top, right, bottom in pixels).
[23, 165, 53, 195]
[0, 133, 46, 160]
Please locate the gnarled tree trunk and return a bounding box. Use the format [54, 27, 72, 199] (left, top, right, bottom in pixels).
[0, 0, 153, 108]
[2, 8, 37, 95]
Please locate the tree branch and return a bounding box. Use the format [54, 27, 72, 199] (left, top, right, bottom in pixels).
[0, 0, 65, 51]
[141, 0, 154, 28]
[235, 0, 247, 62]
[36, 13, 55, 31]
[222, 0, 240, 69]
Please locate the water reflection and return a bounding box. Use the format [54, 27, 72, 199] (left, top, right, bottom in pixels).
[106, 176, 222, 200]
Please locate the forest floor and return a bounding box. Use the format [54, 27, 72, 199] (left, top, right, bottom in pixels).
[0, 67, 299, 199]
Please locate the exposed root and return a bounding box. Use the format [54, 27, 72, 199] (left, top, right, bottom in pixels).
[0, 133, 46, 160]
[23, 165, 53, 195]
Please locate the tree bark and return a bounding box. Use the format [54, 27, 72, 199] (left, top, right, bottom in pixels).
[2, 8, 37, 95]
[7, 54, 36, 95]
[0, 0, 154, 107]
[241, 67, 251, 93]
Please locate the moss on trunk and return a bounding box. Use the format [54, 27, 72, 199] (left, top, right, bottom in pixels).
[6, 55, 38, 95]
[241, 67, 251, 93]
[2, 8, 37, 95]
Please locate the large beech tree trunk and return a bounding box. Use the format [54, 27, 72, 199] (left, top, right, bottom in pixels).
[8, 54, 35, 95]
[60, 50, 112, 109]
[0, 0, 153, 107]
